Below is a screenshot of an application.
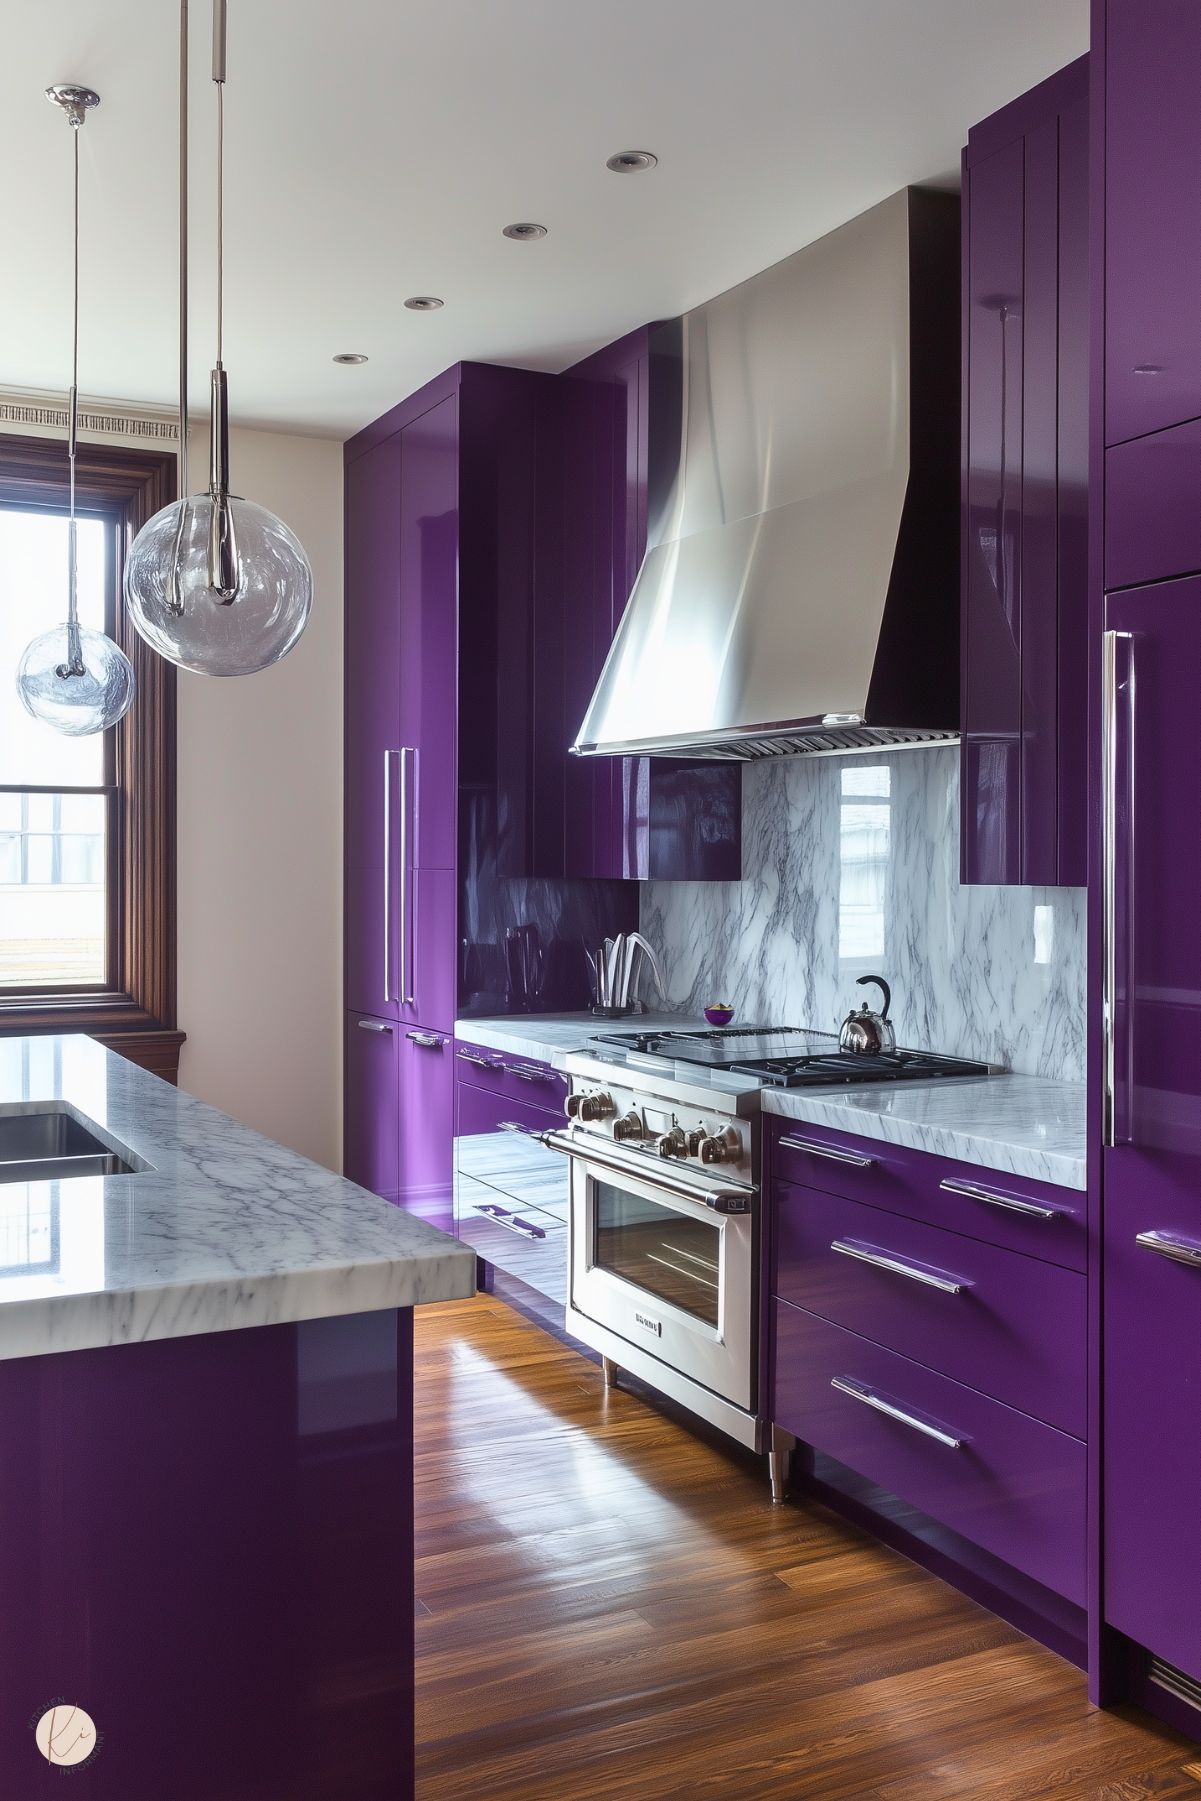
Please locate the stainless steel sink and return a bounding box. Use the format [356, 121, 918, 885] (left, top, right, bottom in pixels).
[0, 1108, 138, 1184]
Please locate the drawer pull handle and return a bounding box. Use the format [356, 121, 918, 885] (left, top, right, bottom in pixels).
[779, 1134, 876, 1170]
[357, 1019, 393, 1034]
[1136, 1230, 1201, 1268]
[456, 1049, 503, 1071]
[406, 1031, 446, 1050]
[512, 1064, 555, 1084]
[831, 1376, 963, 1450]
[472, 1202, 546, 1241]
[830, 1238, 966, 1294]
[938, 1177, 1058, 1220]
[498, 1121, 545, 1139]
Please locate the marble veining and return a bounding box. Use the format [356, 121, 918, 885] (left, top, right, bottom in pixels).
[763, 1074, 1086, 1191]
[0, 1035, 475, 1363]
[641, 747, 1087, 1082]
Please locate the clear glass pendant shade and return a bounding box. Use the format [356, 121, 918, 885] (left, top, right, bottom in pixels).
[124, 493, 312, 677]
[17, 622, 136, 736]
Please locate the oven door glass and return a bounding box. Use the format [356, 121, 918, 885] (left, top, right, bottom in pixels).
[593, 1180, 721, 1328]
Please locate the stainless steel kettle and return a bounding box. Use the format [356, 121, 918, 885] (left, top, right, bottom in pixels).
[839, 976, 896, 1055]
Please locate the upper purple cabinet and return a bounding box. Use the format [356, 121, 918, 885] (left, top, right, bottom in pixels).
[560, 331, 742, 883]
[1105, 0, 1201, 447]
[960, 59, 1089, 888]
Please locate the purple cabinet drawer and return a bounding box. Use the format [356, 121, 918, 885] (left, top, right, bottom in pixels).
[768, 1118, 1084, 1272]
[774, 1183, 1085, 1436]
[773, 1300, 1086, 1605]
[453, 1040, 567, 1113]
[455, 1172, 567, 1303]
[1106, 423, 1201, 590]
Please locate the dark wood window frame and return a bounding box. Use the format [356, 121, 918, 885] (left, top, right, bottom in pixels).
[0, 433, 183, 1081]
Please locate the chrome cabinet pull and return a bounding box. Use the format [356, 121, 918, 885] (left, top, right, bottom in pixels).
[938, 1177, 1058, 1220]
[1102, 629, 1135, 1148]
[405, 1031, 444, 1050]
[399, 746, 416, 1007]
[498, 1121, 542, 1137]
[512, 1064, 555, 1085]
[779, 1134, 876, 1169]
[831, 1376, 963, 1450]
[1136, 1230, 1201, 1269]
[456, 1049, 503, 1071]
[383, 750, 398, 1004]
[472, 1202, 546, 1241]
[830, 1238, 965, 1294]
[357, 1019, 393, 1035]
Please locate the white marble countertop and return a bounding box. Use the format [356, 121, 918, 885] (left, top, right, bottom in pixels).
[455, 1014, 1087, 1190]
[762, 1074, 1086, 1191]
[0, 1035, 475, 1363]
[454, 1012, 701, 1069]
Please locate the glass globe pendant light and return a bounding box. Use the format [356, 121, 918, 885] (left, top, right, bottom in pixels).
[17, 86, 137, 738]
[124, 0, 312, 677]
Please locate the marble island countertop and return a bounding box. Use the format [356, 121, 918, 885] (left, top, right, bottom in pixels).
[455, 1013, 1087, 1190]
[0, 1035, 475, 1363]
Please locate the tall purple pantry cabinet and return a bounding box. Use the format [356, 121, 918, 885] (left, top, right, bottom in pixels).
[961, 60, 1089, 886]
[1094, 0, 1201, 1728]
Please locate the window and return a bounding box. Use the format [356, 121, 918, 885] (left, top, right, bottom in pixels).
[838, 764, 891, 964]
[0, 433, 181, 1077]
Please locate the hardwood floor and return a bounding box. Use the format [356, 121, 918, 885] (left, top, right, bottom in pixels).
[415, 1295, 1196, 1801]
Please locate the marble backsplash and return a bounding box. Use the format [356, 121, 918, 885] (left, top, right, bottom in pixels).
[640, 746, 1086, 1082]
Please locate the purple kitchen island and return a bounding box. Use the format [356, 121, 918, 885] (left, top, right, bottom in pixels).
[0, 1035, 474, 1800]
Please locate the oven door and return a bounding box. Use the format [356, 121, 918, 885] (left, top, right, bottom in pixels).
[566, 1144, 755, 1412]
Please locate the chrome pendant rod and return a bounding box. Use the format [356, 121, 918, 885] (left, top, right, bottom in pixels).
[167, 0, 190, 615]
[65, 121, 81, 673]
[207, 0, 238, 600]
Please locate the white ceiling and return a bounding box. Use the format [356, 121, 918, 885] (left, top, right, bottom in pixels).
[2, 1, 1088, 440]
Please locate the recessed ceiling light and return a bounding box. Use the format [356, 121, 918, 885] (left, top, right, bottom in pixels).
[606, 150, 658, 173]
[404, 295, 444, 311]
[502, 222, 548, 240]
[332, 352, 368, 365]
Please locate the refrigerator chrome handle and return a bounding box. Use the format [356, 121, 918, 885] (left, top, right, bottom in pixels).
[399, 747, 417, 1007]
[1136, 1230, 1201, 1269]
[383, 750, 397, 1004]
[830, 1238, 966, 1294]
[830, 1376, 963, 1450]
[1103, 630, 1135, 1148]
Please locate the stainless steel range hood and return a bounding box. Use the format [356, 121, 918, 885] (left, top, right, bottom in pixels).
[573, 188, 960, 760]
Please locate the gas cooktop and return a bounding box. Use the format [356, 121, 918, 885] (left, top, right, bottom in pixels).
[590, 1025, 992, 1088]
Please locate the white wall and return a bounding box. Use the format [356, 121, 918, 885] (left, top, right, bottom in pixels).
[176, 424, 343, 1169]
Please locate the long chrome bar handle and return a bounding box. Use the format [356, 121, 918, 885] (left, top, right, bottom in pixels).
[938, 1177, 1058, 1221]
[830, 1376, 963, 1450]
[1103, 630, 1134, 1147]
[778, 1134, 876, 1170]
[1136, 1230, 1201, 1269]
[399, 747, 416, 1007]
[383, 750, 397, 1004]
[830, 1238, 966, 1294]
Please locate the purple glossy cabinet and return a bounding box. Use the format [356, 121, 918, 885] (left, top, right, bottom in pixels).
[397, 1025, 454, 1234]
[1104, 0, 1201, 446]
[345, 434, 403, 1020]
[344, 1012, 400, 1206]
[961, 60, 1089, 887]
[1102, 576, 1201, 1681]
[399, 395, 458, 873]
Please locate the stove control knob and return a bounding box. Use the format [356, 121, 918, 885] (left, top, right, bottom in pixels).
[686, 1128, 708, 1156]
[612, 1112, 646, 1143]
[574, 1090, 616, 1123]
[699, 1127, 742, 1165]
[656, 1126, 689, 1160]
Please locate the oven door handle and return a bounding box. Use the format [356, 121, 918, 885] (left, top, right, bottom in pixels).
[533, 1127, 756, 1213]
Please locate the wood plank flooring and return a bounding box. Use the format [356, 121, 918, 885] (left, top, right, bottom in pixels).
[415, 1295, 1197, 1801]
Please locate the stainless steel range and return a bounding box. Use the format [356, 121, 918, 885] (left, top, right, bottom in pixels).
[526, 1021, 992, 1496]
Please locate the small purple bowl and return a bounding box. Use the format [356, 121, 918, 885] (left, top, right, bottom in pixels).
[704, 1004, 735, 1027]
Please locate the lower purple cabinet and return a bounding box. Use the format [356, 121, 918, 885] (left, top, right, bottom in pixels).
[344, 1012, 400, 1206]
[397, 1026, 454, 1233]
[453, 1055, 568, 1303]
[773, 1300, 1086, 1605]
[775, 1181, 1086, 1437]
